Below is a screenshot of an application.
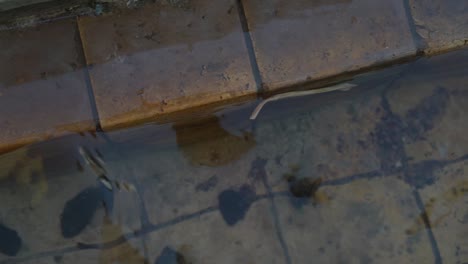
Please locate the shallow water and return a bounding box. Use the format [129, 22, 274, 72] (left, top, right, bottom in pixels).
[1, 48, 468, 263]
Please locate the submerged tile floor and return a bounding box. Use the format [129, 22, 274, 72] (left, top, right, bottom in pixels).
[1, 48, 468, 263]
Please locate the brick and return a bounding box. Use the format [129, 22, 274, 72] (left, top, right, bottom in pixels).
[0, 19, 95, 153]
[243, 0, 417, 91]
[78, 0, 256, 130]
[409, 0, 468, 54]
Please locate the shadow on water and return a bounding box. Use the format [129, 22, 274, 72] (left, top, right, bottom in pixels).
[0, 48, 468, 263]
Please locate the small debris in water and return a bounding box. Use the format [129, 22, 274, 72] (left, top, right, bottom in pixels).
[218, 185, 255, 226]
[79, 147, 107, 178]
[78, 146, 136, 192]
[120, 182, 136, 192]
[154, 246, 187, 264]
[60, 186, 102, 238]
[249, 83, 356, 120]
[0, 224, 21, 256]
[289, 177, 323, 198]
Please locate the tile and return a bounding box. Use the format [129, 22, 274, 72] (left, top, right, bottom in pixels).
[253, 83, 389, 191]
[387, 49, 468, 163]
[0, 19, 95, 153]
[145, 199, 285, 264]
[409, 0, 468, 54]
[0, 142, 142, 259]
[416, 160, 468, 263]
[275, 176, 434, 263]
[78, 0, 256, 130]
[242, 0, 417, 91]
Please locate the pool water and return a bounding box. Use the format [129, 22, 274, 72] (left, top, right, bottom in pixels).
[0, 48, 468, 263]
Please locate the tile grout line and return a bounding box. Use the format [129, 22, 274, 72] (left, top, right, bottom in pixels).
[98, 134, 152, 226]
[78, 206, 220, 250]
[235, 0, 264, 96]
[411, 190, 443, 264]
[380, 81, 444, 264]
[259, 163, 292, 264]
[0, 206, 220, 264]
[74, 17, 103, 132]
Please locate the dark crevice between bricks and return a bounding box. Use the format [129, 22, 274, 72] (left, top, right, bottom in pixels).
[235, 0, 264, 96]
[74, 18, 103, 132]
[401, 0, 427, 54]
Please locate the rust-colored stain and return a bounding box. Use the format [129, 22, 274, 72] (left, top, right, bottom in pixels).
[0, 147, 47, 206]
[174, 116, 255, 167]
[406, 180, 468, 235]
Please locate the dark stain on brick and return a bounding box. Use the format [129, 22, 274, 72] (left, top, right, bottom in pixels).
[404, 87, 450, 141]
[0, 223, 21, 256]
[218, 185, 255, 226]
[195, 175, 218, 192]
[154, 246, 187, 264]
[404, 160, 442, 189]
[60, 186, 103, 238]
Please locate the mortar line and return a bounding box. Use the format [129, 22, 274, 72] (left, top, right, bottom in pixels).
[412, 190, 443, 264]
[235, 0, 264, 96]
[401, 0, 427, 53]
[74, 17, 103, 132]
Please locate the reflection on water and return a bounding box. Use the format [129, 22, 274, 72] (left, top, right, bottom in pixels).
[0, 49, 468, 263]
